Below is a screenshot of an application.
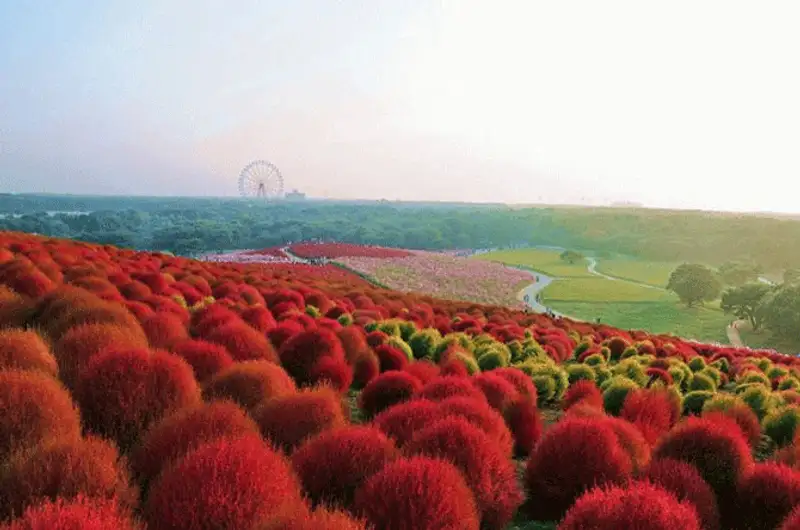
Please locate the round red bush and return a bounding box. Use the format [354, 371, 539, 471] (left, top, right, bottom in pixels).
[351, 351, 380, 389]
[406, 416, 523, 529]
[140, 311, 189, 350]
[171, 338, 234, 382]
[365, 330, 388, 349]
[291, 425, 399, 510]
[562, 379, 603, 411]
[491, 367, 538, 402]
[308, 355, 353, 393]
[203, 360, 296, 410]
[144, 436, 305, 530]
[644, 458, 720, 530]
[559, 480, 701, 530]
[0, 328, 58, 377]
[653, 416, 754, 502]
[620, 388, 675, 446]
[734, 462, 800, 530]
[0, 370, 81, 461]
[403, 360, 440, 384]
[503, 396, 543, 457]
[191, 304, 240, 336]
[258, 506, 367, 530]
[598, 416, 652, 474]
[415, 376, 487, 403]
[278, 329, 347, 387]
[75, 348, 200, 451]
[438, 396, 515, 457]
[471, 372, 520, 411]
[130, 400, 261, 487]
[0, 435, 136, 520]
[524, 416, 633, 521]
[373, 344, 408, 372]
[267, 320, 305, 349]
[702, 405, 762, 449]
[371, 399, 443, 447]
[337, 327, 370, 364]
[241, 306, 277, 333]
[353, 456, 480, 530]
[253, 386, 349, 452]
[0, 496, 141, 530]
[359, 371, 423, 418]
[53, 322, 150, 389]
[204, 321, 279, 363]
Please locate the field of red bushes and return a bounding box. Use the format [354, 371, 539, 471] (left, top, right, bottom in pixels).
[3, 231, 800, 529]
[288, 242, 413, 259]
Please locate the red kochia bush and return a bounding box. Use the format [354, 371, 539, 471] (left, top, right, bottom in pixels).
[139, 311, 189, 350]
[353, 456, 480, 530]
[733, 463, 800, 530]
[351, 350, 380, 389]
[702, 406, 762, 449]
[204, 321, 279, 363]
[372, 399, 442, 447]
[491, 367, 538, 402]
[0, 496, 141, 530]
[241, 306, 277, 333]
[53, 322, 150, 389]
[203, 360, 297, 410]
[0, 370, 81, 461]
[144, 436, 305, 530]
[403, 360, 441, 384]
[253, 386, 349, 452]
[268, 320, 306, 349]
[373, 344, 408, 372]
[503, 396, 543, 457]
[406, 417, 523, 530]
[0, 435, 136, 520]
[291, 425, 400, 510]
[258, 506, 368, 530]
[524, 417, 633, 521]
[308, 355, 353, 393]
[620, 388, 676, 445]
[75, 348, 200, 451]
[643, 458, 720, 530]
[278, 328, 347, 387]
[0, 328, 58, 377]
[337, 326, 370, 364]
[438, 396, 515, 457]
[561, 380, 603, 411]
[130, 400, 261, 487]
[171, 338, 234, 382]
[653, 416, 753, 503]
[471, 372, 520, 411]
[358, 371, 423, 418]
[415, 376, 488, 404]
[558, 481, 702, 530]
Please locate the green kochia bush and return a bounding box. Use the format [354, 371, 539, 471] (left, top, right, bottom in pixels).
[739, 384, 775, 420]
[779, 377, 800, 392]
[477, 350, 509, 371]
[566, 364, 596, 384]
[386, 337, 413, 362]
[433, 332, 474, 361]
[689, 372, 717, 392]
[601, 376, 639, 416]
[683, 390, 715, 415]
[702, 393, 745, 414]
[738, 372, 771, 388]
[687, 357, 706, 372]
[408, 328, 442, 360]
[397, 320, 417, 342]
[612, 359, 648, 387]
[532, 376, 557, 402]
[763, 405, 800, 447]
[583, 353, 605, 366]
[518, 361, 569, 404]
[592, 365, 613, 387]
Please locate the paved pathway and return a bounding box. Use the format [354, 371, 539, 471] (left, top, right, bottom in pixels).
[726, 319, 747, 347]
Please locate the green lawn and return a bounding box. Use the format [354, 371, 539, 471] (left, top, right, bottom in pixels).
[550, 300, 732, 344]
[542, 277, 674, 303]
[738, 327, 800, 354]
[593, 258, 677, 287]
[475, 249, 594, 278]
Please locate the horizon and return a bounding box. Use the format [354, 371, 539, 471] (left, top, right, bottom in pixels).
[2, 1, 799, 213]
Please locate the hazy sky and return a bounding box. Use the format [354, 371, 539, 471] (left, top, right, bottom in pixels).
[1, 1, 799, 212]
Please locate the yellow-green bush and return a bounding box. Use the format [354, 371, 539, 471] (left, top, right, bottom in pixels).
[737, 371, 771, 388]
[689, 372, 717, 392]
[612, 359, 648, 387]
[601, 376, 640, 416]
[763, 405, 800, 447]
[779, 377, 800, 392]
[740, 384, 775, 420]
[408, 328, 442, 360]
[683, 390, 715, 415]
[386, 336, 414, 362]
[701, 392, 746, 414]
[477, 350, 509, 371]
[687, 356, 706, 372]
[518, 361, 569, 403]
[566, 363, 596, 384]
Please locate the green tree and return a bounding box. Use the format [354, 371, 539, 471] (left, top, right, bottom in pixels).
[559, 250, 584, 264]
[760, 284, 800, 339]
[718, 261, 763, 286]
[667, 263, 722, 307]
[720, 283, 773, 330]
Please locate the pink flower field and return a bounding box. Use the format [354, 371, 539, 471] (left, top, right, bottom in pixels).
[337, 250, 536, 308]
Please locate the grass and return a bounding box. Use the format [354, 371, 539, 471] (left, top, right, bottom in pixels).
[475, 249, 595, 278]
[738, 327, 800, 354]
[542, 278, 674, 303]
[593, 258, 677, 287]
[549, 300, 732, 344]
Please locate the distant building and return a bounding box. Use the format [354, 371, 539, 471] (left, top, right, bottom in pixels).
[285, 189, 306, 200]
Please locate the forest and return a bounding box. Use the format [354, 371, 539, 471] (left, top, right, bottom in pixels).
[1, 194, 799, 275]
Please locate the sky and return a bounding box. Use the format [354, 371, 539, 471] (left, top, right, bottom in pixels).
[1, 0, 799, 212]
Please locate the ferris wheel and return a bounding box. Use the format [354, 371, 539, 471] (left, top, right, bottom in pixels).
[238, 160, 284, 199]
